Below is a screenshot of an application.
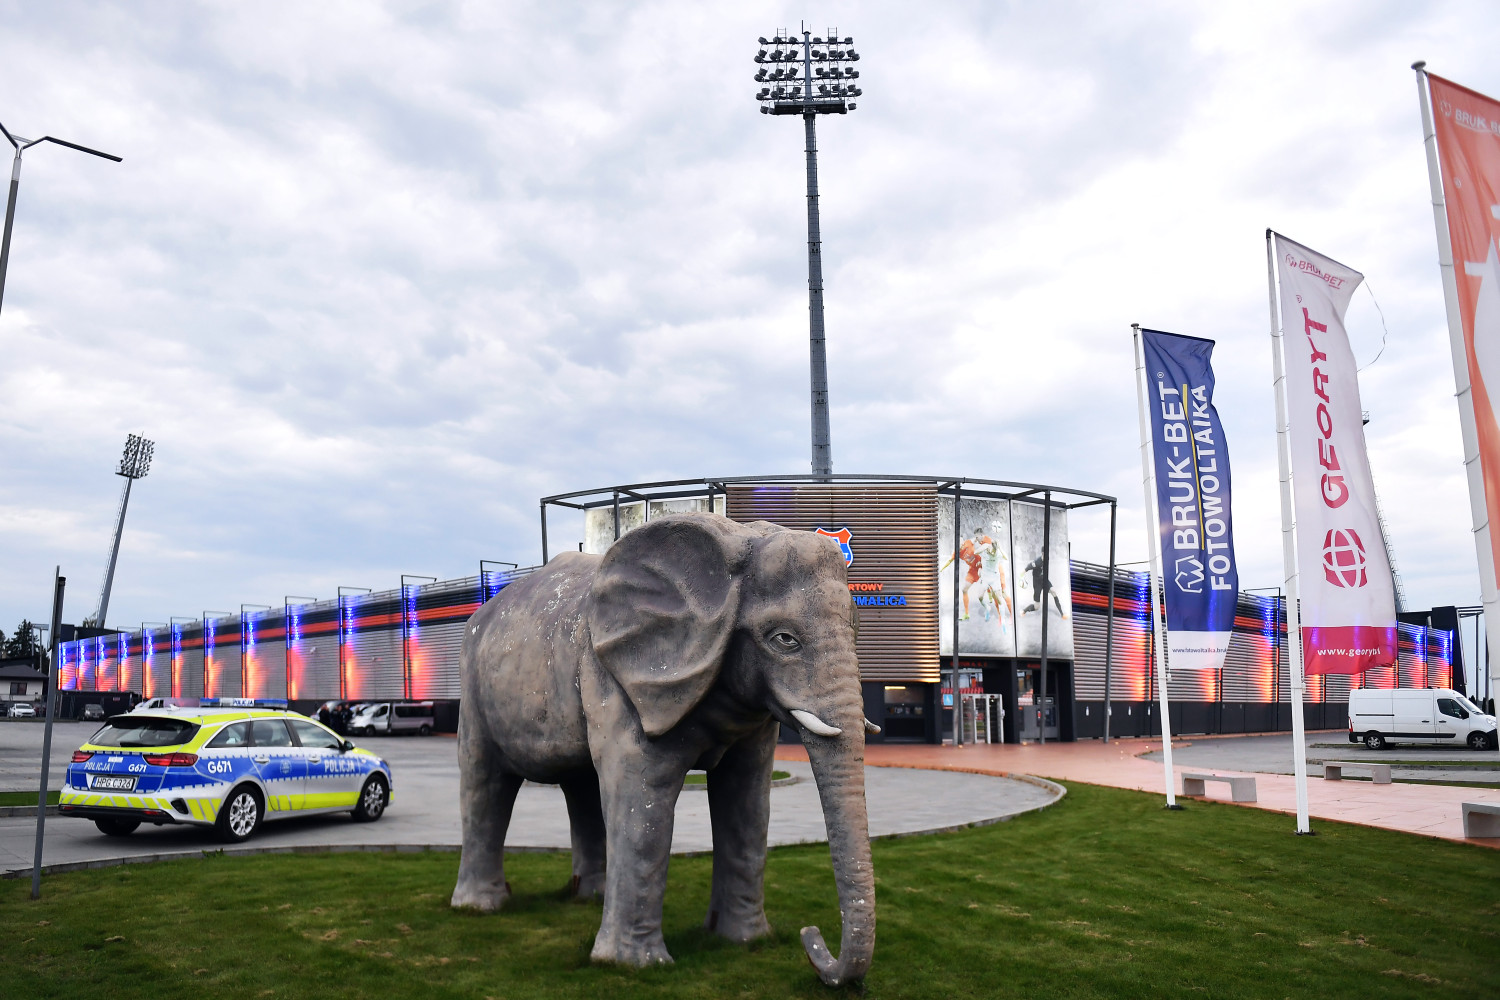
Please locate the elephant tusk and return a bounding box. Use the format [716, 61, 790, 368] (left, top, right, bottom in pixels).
[863, 717, 881, 735]
[790, 709, 842, 737]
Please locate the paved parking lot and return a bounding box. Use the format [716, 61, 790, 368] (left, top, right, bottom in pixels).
[0, 721, 1060, 875]
[1139, 731, 1500, 785]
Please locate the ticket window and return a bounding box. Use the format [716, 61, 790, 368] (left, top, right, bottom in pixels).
[882, 685, 926, 741]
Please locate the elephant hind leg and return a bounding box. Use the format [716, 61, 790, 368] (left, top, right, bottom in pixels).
[561, 771, 607, 900]
[451, 728, 524, 912]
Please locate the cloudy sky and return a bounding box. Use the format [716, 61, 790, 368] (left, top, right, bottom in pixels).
[1, 1, 1496, 638]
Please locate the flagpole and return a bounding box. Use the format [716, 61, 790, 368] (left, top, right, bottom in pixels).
[1266, 231, 1313, 834]
[1413, 62, 1500, 708]
[1133, 324, 1178, 807]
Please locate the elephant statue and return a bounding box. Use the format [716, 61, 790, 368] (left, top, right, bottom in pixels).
[450, 512, 876, 986]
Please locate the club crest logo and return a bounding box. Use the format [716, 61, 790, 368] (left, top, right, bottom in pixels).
[1174, 555, 1204, 594]
[1322, 528, 1368, 588]
[815, 526, 854, 567]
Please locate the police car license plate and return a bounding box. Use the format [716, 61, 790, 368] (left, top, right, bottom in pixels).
[92, 775, 136, 791]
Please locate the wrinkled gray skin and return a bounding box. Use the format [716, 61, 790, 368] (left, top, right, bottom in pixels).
[450, 513, 874, 986]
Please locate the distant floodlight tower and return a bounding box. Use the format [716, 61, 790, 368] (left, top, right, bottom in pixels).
[755, 26, 862, 478]
[92, 434, 154, 628]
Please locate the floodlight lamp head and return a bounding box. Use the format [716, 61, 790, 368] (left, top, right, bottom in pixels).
[755, 29, 859, 115]
[117, 433, 155, 480]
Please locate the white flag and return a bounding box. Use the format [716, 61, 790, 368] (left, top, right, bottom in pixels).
[1274, 235, 1396, 673]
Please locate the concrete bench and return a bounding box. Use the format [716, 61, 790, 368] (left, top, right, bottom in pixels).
[1322, 761, 1392, 784]
[1181, 772, 1257, 803]
[1462, 802, 1500, 839]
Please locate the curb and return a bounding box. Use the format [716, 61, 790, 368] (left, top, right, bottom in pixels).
[3, 842, 467, 880]
[0, 805, 58, 818]
[681, 775, 800, 792]
[869, 774, 1067, 841]
[3, 772, 1063, 879]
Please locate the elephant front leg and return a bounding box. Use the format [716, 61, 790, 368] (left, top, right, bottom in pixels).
[590, 754, 683, 967]
[561, 771, 607, 899]
[704, 718, 778, 941]
[451, 722, 524, 912]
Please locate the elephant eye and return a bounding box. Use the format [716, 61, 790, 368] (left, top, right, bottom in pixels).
[771, 631, 801, 651]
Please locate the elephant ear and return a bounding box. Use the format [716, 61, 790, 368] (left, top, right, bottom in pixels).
[587, 514, 752, 738]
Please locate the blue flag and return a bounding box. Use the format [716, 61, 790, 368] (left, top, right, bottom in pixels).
[1141, 329, 1239, 670]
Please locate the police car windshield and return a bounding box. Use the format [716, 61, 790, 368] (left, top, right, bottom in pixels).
[90, 716, 200, 748]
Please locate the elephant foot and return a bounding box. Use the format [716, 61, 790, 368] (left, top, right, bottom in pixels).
[571, 871, 606, 900]
[590, 930, 673, 968]
[705, 907, 771, 943]
[450, 878, 511, 912]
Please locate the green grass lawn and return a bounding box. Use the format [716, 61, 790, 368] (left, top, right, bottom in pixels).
[3, 782, 1496, 999]
[0, 789, 59, 807]
[683, 770, 791, 785]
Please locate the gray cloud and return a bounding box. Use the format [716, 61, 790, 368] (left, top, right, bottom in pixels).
[0, 0, 1494, 633]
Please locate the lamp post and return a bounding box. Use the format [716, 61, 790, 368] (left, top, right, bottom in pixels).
[284, 597, 318, 701]
[27, 623, 48, 684]
[338, 587, 372, 701]
[480, 560, 518, 604]
[754, 26, 862, 478]
[92, 434, 155, 628]
[400, 575, 437, 699]
[0, 121, 121, 320]
[169, 617, 197, 698]
[202, 611, 232, 698]
[240, 604, 272, 698]
[30, 568, 64, 900]
[140, 622, 167, 700]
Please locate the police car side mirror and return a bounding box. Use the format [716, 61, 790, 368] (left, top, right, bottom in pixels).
[341, 740, 356, 753]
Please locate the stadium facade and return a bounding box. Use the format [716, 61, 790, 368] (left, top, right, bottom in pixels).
[57, 476, 1456, 741]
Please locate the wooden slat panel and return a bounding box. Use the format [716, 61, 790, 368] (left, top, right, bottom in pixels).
[726, 484, 939, 683]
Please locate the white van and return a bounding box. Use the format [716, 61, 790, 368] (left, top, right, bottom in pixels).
[1348, 688, 1496, 751]
[349, 701, 435, 736]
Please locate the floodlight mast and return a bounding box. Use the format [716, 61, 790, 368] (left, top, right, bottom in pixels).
[92, 434, 155, 629]
[0, 120, 121, 320]
[755, 27, 862, 479]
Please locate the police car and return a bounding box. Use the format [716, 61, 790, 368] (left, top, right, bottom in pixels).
[60, 699, 393, 843]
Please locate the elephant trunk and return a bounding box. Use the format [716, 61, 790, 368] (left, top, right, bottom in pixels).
[800, 726, 876, 987]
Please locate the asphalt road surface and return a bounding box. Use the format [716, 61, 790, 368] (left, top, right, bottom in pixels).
[1140, 731, 1500, 785]
[0, 719, 1060, 875]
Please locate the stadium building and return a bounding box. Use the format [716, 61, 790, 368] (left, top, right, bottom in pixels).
[56, 475, 1458, 740]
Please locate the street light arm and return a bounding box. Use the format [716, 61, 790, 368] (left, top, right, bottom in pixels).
[0, 121, 16, 150]
[37, 136, 122, 162]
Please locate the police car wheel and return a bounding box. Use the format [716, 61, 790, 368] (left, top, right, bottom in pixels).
[352, 774, 388, 822]
[95, 817, 140, 837]
[216, 785, 263, 843]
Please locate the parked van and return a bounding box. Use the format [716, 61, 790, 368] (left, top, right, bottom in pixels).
[1348, 688, 1497, 751]
[349, 701, 435, 736]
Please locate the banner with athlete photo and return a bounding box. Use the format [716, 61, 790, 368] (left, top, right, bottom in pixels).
[937, 497, 1072, 659]
[1140, 329, 1239, 671]
[1010, 500, 1073, 659]
[937, 497, 1017, 657]
[1274, 235, 1396, 673]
